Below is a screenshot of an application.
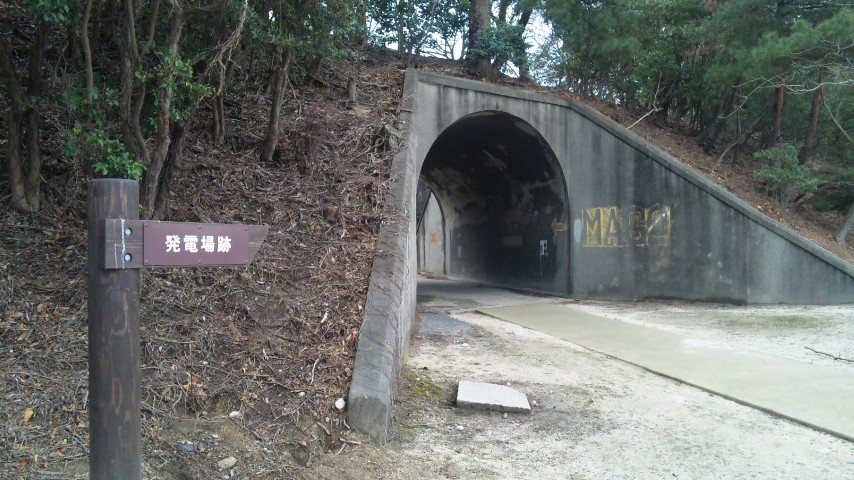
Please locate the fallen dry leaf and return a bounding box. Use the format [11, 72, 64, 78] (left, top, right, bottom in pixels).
[22, 407, 35, 425]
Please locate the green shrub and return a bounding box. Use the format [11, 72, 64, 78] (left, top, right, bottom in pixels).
[754, 145, 823, 210]
[62, 125, 147, 180]
[469, 21, 529, 71]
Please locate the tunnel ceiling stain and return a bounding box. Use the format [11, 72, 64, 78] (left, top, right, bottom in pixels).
[420, 111, 564, 214]
[423, 112, 557, 184]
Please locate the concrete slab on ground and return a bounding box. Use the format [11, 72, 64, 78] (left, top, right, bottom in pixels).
[477, 302, 854, 442]
[456, 380, 531, 413]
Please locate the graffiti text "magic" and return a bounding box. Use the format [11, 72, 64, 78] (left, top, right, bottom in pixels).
[582, 205, 671, 248]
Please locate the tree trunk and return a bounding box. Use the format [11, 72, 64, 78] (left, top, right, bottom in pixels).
[151, 116, 192, 220]
[515, 2, 535, 78]
[836, 200, 854, 247]
[397, 0, 406, 51]
[119, 0, 148, 163]
[23, 22, 47, 210]
[498, 0, 510, 22]
[5, 102, 33, 212]
[518, 4, 533, 29]
[347, 77, 357, 102]
[0, 23, 47, 212]
[653, 93, 672, 125]
[260, 46, 292, 164]
[81, 0, 95, 103]
[697, 81, 739, 153]
[467, 0, 492, 76]
[799, 68, 826, 165]
[119, 31, 135, 153]
[714, 113, 764, 169]
[142, 3, 184, 215]
[356, 2, 367, 46]
[65, 19, 83, 68]
[768, 75, 786, 147]
[212, 92, 226, 145]
[23, 100, 43, 210]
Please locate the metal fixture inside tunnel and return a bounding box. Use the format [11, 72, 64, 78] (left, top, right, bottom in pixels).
[417, 111, 570, 295]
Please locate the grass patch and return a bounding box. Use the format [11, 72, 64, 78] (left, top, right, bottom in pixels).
[404, 368, 443, 398]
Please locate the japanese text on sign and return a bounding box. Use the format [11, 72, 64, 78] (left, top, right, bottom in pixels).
[164, 235, 232, 254]
[143, 222, 249, 266]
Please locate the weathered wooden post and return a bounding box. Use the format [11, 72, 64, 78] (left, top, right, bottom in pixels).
[87, 179, 142, 479]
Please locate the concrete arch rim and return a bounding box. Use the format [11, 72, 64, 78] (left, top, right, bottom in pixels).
[416, 109, 571, 295]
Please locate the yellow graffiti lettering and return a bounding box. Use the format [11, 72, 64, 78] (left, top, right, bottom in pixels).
[583, 208, 603, 246]
[646, 206, 671, 247]
[629, 207, 646, 244]
[604, 207, 623, 247]
[551, 218, 568, 236]
[581, 205, 672, 248]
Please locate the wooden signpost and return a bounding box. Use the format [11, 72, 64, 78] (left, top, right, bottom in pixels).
[87, 179, 268, 479]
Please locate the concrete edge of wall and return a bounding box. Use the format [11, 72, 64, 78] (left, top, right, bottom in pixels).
[347, 72, 419, 443]
[409, 70, 854, 279]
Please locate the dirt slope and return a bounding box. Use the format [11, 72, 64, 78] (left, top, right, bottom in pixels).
[0, 47, 851, 480]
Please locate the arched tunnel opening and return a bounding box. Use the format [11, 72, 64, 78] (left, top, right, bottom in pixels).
[417, 111, 570, 295]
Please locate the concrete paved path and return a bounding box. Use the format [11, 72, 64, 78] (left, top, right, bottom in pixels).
[418, 277, 552, 311]
[476, 302, 854, 443]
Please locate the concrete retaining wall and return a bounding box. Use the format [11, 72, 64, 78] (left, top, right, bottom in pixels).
[562, 99, 854, 304]
[347, 74, 419, 443]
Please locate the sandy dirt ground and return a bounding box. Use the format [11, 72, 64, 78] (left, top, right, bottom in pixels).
[306, 303, 854, 480]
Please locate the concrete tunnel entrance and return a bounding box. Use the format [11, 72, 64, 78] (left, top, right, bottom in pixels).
[417, 111, 570, 295]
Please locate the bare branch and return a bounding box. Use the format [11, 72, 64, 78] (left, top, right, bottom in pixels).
[628, 74, 663, 130]
[823, 97, 854, 145]
[206, 0, 248, 95]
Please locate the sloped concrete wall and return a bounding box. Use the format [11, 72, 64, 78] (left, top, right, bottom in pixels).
[347, 74, 419, 443]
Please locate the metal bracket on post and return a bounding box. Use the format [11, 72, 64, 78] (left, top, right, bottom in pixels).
[103, 219, 145, 269]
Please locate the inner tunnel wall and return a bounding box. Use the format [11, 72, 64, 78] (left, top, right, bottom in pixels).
[417, 192, 445, 275]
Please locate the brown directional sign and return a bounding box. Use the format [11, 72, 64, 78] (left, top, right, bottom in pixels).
[102, 220, 268, 269]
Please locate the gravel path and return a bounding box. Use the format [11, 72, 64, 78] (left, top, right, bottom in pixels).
[307, 300, 854, 480]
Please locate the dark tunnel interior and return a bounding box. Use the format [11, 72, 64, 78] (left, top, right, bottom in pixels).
[418, 111, 570, 294]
